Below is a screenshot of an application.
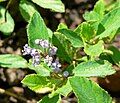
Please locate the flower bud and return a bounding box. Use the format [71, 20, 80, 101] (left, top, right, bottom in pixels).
[22, 44, 32, 55]
[35, 39, 40, 45]
[63, 71, 69, 77]
[49, 46, 57, 56]
[44, 55, 53, 66]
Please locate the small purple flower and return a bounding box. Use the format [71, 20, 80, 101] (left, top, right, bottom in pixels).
[51, 58, 61, 73]
[22, 44, 32, 55]
[35, 39, 49, 48]
[32, 51, 40, 66]
[32, 57, 40, 66]
[22, 44, 40, 66]
[44, 55, 53, 66]
[40, 40, 49, 48]
[63, 71, 69, 77]
[51, 62, 61, 69]
[30, 49, 36, 56]
[53, 67, 61, 73]
[49, 46, 57, 56]
[23, 40, 61, 70]
[51, 59, 61, 68]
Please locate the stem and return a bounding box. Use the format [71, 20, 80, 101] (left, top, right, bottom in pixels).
[0, 88, 27, 102]
[4, 0, 13, 22]
[51, 72, 62, 79]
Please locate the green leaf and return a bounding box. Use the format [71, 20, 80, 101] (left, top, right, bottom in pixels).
[108, 46, 120, 66]
[58, 29, 83, 48]
[0, 0, 6, 2]
[47, 28, 53, 39]
[74, 24, 82, 34]
[73, 60, 115, 77]
[57, 23, 68, 30]
[19, 0, 37, 22]
[39, 95, 61, 103]
[83, 0, 105, 22]
[83, 11, 100, 22]
[0, 54, 28, 68]
[80, 22, 95, 41]
[106, 0, 120, 12]
[49, 80, 72, 97]
[96, 23, 105, 36]
[69, 77, 112, 103]
[84, 40, 104, 57]
[0, 6, 14, 35]
[65, 64, 74, 75]
[83, 0, 105, 34]
[52, 32, 73, 62]
[27, 12, 49, 50]
[22, 74, 53, 93]
[31, 0, 65, 12]
[28, 62, 51, 76]
[96, 7, 120, 39]
[94, 0, 105, 17]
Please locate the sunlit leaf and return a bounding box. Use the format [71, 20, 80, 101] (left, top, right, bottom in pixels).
[0, 6, 14, 35]
[31, 0, 65, 12]
[0, 54, 27, 68]
[69, 77, 112, 103]
[27, 12, 49, 50]
[73, 60, 115, 77]
[19, 0, 37, 21]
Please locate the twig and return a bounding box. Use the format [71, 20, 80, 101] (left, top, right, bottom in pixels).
[4, 0, 13, 22]
[0, 88, 27, 102]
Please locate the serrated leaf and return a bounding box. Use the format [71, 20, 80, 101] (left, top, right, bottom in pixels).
[57, 23, 68, 30]
[19, 0, 37, 22]
[106, 0, 120, 11]
[108, 46, 120, 66]
[73, 60, 115, 77]
[52, 32, 73, 62]
[49, 80, 72, 97]
[28, 62, 51, 76]
[58, 29, 83, 48]
[83, 0, 105, 22]
[0, 54, 28, 68]
[94, 0, 105, 16]
[31, 0, 65, 12]
[74, 23, 82, 34]
[0, 6, 14, 35]
[83, 0, 105, 34]
[80, 22, 95, 41]
[22, 74, 62, 94]
[47, 28, 53, 39]
[38, 95, 61, 103]
[69, 77, 112, 103]
[96, 7, 120, 39]
[22, 74, 53, 93]
[27, 12, 49, 50]
[84, 40, 104, 57]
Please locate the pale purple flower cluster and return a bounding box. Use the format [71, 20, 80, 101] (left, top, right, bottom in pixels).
[51, 58, 62, 73]
[32, 51, 40, 66]
[35, 39, 61, 73]
[35, 39, 57, 56]
[44, 56, 62, 73]
[22, 44, 40, 66]
[44, 55, 53, 67]
[23, 39, 69, 76]
[22, 44, 32, 55]
[35, 39, 49, 48]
